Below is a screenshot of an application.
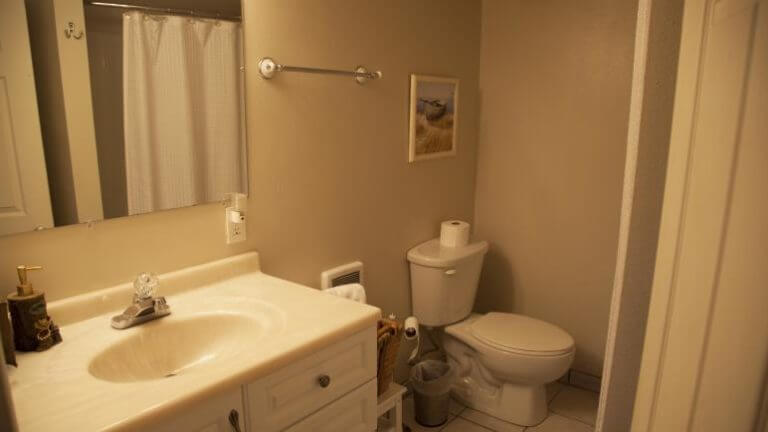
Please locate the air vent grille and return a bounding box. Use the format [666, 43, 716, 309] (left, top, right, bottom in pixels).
[331, 271, 361, 287]
[320, 261, 364, 290]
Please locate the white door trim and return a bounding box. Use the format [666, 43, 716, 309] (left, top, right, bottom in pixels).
[595, 0, 652, 426]
[632, 0, 767, 429]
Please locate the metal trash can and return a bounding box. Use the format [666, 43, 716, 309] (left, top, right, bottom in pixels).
[410, 360, 454, 427]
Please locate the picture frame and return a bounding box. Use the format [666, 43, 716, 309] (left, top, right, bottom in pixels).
[408, 74, 459, 162]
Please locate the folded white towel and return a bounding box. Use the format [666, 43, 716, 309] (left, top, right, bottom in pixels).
[324, 283, 367, 304]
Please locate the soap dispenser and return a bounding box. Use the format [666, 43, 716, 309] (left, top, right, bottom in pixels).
[7, 265, 61, 352]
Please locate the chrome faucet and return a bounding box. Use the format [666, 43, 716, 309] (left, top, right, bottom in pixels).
[111, 273, 170, 329]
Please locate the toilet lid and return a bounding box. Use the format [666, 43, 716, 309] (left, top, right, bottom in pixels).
[470, 312, 574, 355]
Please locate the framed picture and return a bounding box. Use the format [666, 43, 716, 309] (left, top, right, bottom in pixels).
[409, 75, 459, 162]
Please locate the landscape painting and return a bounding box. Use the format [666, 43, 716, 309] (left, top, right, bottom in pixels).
[409, 75, 459, 162]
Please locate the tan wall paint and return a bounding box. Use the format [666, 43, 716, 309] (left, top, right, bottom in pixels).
[474, 0, 637, 377]
[0, 204, 253, 301]
[242, 0, 481, 322]
[0, 0, 481, 340]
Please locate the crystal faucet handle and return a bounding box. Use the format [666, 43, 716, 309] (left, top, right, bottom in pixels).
[133, 273, 159, 299]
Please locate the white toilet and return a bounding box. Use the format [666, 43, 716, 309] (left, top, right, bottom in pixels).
[407, 238, 575, 427]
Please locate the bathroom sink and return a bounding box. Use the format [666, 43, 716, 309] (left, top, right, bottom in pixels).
[88, 312, 262, 382]
[9, 253, 381, 432]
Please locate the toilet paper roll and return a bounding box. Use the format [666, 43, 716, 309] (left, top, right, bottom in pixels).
[404, 316, 419, 340]
[440, 220, 470, 248]
[404, 316, 420, 363]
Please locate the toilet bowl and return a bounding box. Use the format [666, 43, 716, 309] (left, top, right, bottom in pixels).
[407, 237, 575, 427]
[444, 313, 574, 426]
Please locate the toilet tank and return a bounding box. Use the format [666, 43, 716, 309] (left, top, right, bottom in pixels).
[407, 239, 489, 327]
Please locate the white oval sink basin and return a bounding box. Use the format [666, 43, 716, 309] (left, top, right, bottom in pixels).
[88, 313, 261, 382]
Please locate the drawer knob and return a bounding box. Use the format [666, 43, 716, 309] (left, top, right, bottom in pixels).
[317, 374, 331, 388]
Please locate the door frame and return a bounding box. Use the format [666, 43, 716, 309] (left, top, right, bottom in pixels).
[631, 0, 768, 429]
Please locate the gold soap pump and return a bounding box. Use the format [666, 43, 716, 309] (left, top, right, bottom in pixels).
[15, 265, 42, 296]
[7, 265, 61, 352]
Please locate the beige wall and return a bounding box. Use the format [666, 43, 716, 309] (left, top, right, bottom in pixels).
[0, 0, 481, 335]
[242, 0, 481, 322]
[474, 0, 637, 377]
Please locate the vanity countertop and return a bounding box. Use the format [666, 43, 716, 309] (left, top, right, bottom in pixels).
[7, 252, 380, 431]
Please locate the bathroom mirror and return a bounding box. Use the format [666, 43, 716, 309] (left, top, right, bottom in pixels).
[0, 0, 246, 236]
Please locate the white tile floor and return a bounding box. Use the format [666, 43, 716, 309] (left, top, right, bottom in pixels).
[402, 384, 598, 432]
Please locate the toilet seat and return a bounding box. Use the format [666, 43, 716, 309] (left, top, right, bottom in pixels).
[470, 312, 574, 357]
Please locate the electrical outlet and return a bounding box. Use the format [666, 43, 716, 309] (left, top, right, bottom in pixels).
[225, 207, 246, 244]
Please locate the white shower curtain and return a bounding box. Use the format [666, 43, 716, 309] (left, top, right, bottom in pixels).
[123, 11, 246, 215]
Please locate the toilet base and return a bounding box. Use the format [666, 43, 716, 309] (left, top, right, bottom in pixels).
[442, 313, 574, 427]
[451, 377, 548, 427]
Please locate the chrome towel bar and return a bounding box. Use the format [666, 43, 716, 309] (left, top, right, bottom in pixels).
[257, 57, 382, 84]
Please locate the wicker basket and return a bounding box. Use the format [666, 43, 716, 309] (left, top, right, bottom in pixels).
[377, 318, 403, 396]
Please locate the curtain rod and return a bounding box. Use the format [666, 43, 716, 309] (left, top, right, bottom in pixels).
[84, 1, 241, 22]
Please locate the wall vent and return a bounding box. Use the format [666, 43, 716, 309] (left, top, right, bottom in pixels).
[321, 261, 364, 290]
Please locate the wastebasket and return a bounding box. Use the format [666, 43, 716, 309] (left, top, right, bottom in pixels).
[410, 360, 454, 427]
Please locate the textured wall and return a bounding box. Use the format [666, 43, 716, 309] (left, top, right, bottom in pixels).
[241, 0, 481, 323]
[474, 0, 637, 377]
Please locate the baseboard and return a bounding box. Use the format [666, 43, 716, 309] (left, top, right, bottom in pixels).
[559, 369, 602, 393]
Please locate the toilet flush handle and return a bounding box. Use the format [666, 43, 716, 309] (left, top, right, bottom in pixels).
[444, 269, 457, 276]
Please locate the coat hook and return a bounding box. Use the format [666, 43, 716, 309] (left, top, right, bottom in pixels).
[64, 22, 84, 40]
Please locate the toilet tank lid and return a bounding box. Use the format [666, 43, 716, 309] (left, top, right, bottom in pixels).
[471, 312, 575, 355]
[407, 239, 489, 268]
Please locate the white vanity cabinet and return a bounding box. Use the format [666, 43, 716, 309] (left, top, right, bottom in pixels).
[144, 388, 245, 432]
[245, 326, 378, 431]
[283, 379, 377, 432]
[148, 326, 378, 432]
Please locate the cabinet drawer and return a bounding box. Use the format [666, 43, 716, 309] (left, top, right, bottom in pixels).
[247, 326, 376, 431]
[143, 387, 244, 432]
[284, 379, 377, 432]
